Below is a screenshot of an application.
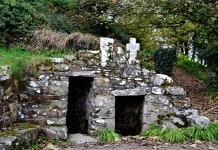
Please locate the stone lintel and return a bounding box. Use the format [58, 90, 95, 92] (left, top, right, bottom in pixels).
[111, 87, 149, 96]
[68, 71, 96, 77]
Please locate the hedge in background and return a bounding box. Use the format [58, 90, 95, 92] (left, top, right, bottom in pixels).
[153, 47, 177, 76]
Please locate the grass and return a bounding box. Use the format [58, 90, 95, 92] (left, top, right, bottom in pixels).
[97, 129, 121, 142]
[139, 125, 162, 137]
[140, 122, 218, 143]
[206, 88, 218, 101]
[160, 128, 189, 143]
[16, 122, 40, 130]
[0, 130, 17, 137]
[0, 46, 73, 90]
[0, 47, 70, 66]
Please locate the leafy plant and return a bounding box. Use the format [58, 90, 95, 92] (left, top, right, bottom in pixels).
[189, 125, 215, 141]
[140, 122, 218, 143]
[207, 122, 218, 139]
[97, 129, 120, 142]
[139, 125, 162, 137]
[160, 128, 189, 143]
[139, 49, 155, 70]
[153, 47, 177, 76]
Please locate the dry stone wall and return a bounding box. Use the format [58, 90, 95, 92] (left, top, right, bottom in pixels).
[0, 66, 18, 128]
[0, 37, 210, 139]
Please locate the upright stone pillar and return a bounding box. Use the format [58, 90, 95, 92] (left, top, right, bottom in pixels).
[100, 37, 114, 67]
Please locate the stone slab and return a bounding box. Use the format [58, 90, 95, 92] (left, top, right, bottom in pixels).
[68, 133, 98, 145]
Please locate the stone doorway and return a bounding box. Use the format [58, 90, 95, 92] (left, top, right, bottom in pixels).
[115, 96, 144, 135]
[66, 76, 93, 134]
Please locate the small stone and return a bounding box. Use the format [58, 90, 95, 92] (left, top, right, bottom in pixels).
[135, 78, 143, 81]
[64, 55, 76, 61]
[116, 47, 124, 55]
[44, 143, 59, 150]
[50, 58, 64, 63]
[151, 87, 164, 95]
[42, 126, 67, 139]
[47, 120, 55, 125]
[119, 80, 126, 85]
[53, 64, 69, 71]
[39, 75, 45, 80]
[94, 78, 110, 87]
[153, 74, 173, 86]
[170, 116, 185, 126]
[68, 133, 97, 145]
[142, 69, 150, 76]
[30, 81, 38, 87]
[165, 86, 186, 96]
[187, 115, 210, 127]
[0, 136, 17, 146]
[95, 119, 105, 125]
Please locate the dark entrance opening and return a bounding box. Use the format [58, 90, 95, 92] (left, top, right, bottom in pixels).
[115, 96, 144, 135]
[67, 76, 93, 134]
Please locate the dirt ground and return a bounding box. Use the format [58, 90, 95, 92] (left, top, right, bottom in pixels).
[61, 137, 218, 150]
[172, 67, 218, 121]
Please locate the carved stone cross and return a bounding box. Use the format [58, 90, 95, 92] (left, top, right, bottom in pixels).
[126, 38, 140, 64]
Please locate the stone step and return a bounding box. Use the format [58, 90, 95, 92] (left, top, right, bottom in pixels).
[0, 128, 39, 149]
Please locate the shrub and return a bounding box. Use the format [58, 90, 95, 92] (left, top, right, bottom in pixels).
[201, 43, 218, 74]
[153, 47, 177, 76]
[0, 1, 39, 45]
[139, 49, 155, 70]
[97, 129, 120, 142]
[200, 43, 218, 88]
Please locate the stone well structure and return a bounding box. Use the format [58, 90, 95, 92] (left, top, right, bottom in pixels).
[0, 37, 209, 139]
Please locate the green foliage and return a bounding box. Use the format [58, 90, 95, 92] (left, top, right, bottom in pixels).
[0, 47, 72, 90]
[200, 43, 218, 88]
[10, 60, 27, 91]
[51, 138, 72, 146]
[140, 122, 218, 143]
[0, 0, 79, 46]
[0, 1, 39, 45]
[0, 130, 16, 137]
[201, 44, 218, 74]
[139, 49, 155, 70]
[206, 88, 218, 101]
[153, 47, 177, 76]
[139, 125, 162, 137]
[176, 54, 207, 81]
[160, 128, 189, 143]
[97, 129, 120, 142]
[189, 125, 216, 141]
[17, 122, 40, 130]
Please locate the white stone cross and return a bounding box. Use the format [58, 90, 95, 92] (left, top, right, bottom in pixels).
[100, 37, 114, 67]
[126, 38, 140, 64]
